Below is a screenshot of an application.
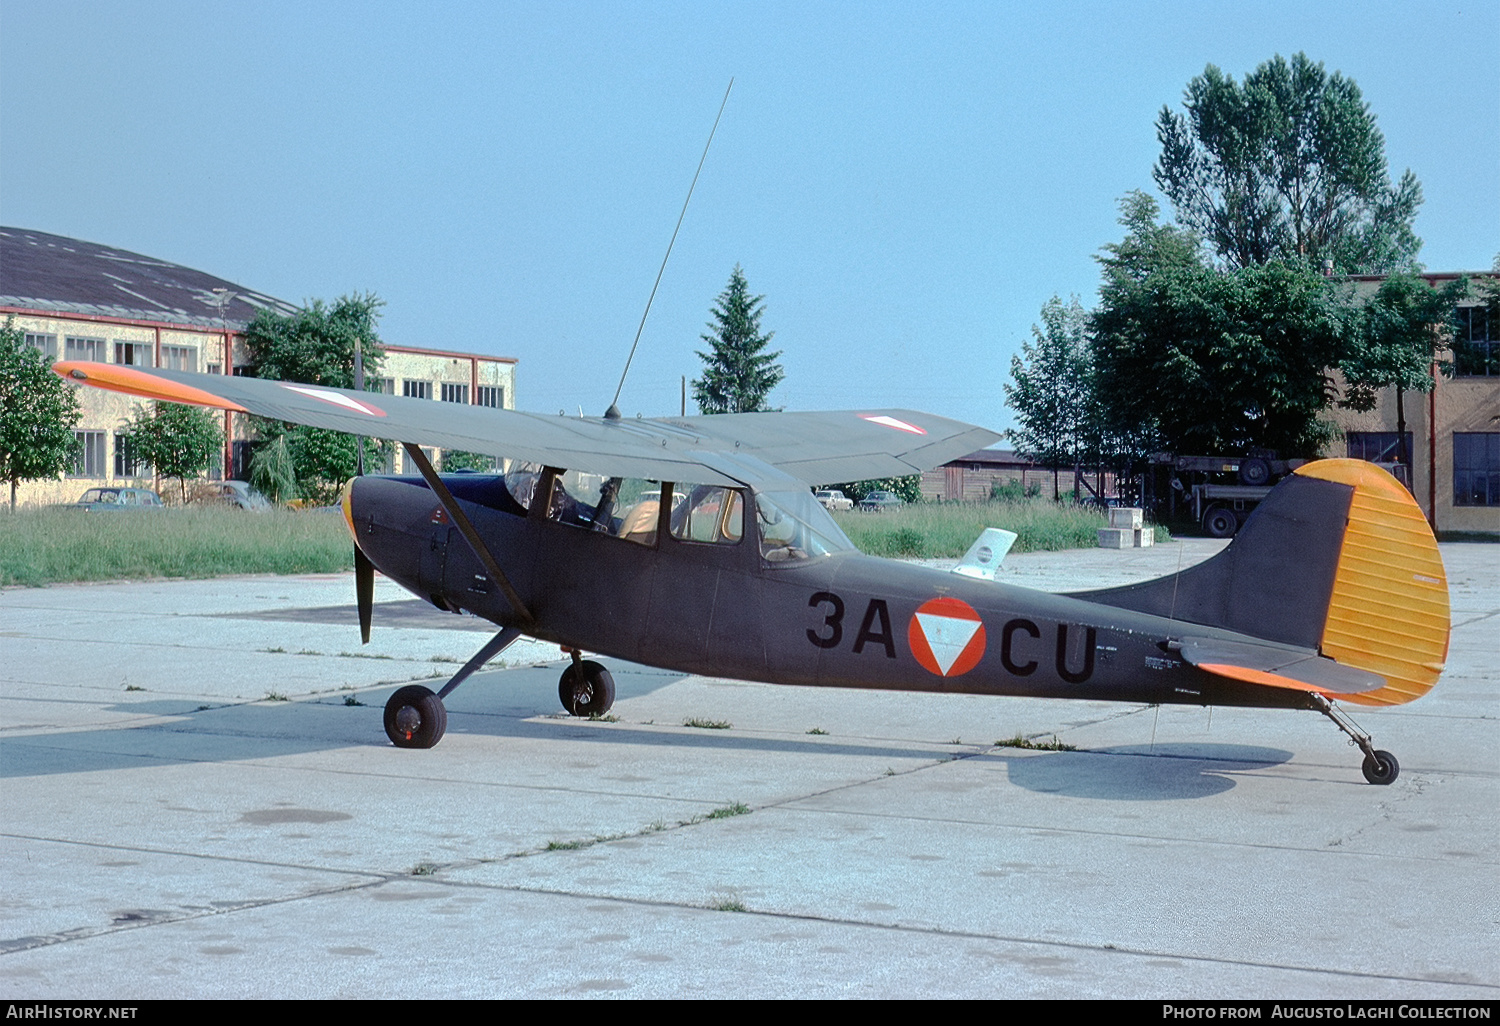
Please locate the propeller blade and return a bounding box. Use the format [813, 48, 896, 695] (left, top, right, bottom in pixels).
[355, 545, 374, 644]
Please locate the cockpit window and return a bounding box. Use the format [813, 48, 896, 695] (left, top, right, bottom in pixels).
[755, 490, 856, 564]
[503, 462, 542, 511]
[546, 470, 663, 546]
[669, 485, 744, 545]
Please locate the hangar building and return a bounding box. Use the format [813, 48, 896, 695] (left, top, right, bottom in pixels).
[1, 227, 517, 506]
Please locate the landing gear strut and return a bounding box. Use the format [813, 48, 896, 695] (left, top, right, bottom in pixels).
[559, 649, 615, 717]
[383, 627, 523, 749]
[1309, 693, 1400, 785]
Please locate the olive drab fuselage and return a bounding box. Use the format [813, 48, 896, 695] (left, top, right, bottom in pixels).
[347, 474, 1305, 712]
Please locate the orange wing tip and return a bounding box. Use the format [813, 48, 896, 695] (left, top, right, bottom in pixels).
[52, 361, 248, 413]
[1198, 663, 1342, 696]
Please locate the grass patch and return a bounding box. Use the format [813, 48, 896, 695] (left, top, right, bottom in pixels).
[806, 727, 828, 735]
[995, 733, 1077, 752]
[588, 712, 620, 722]
[410, 862, 439, 876]
[545, 839, 592, 851]
[264, 691, 289, 702]
[831, 499, 1168, 559]
[707, 896, 747, 912]
[683, 717, 732, 730]
[0, 507, 355, 587]
[343, 694, 364, 707]
[706, 802, 750, 819]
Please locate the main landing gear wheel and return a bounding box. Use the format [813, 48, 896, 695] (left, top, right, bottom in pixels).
[385, 685, 447, 748]
[1361, 749, 1400, 785]
[559, 660, 615, 717]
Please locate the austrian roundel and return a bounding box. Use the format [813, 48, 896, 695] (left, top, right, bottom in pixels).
[908, 596, 986, 678]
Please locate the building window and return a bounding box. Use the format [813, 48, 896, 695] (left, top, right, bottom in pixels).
[233, 365, 256, 377]
[440, 383, 469, 404]
[379, 378, 395, 394]
[24, 333, 57, 359]
[476, 385, 504, 408]
[113, 433, 150, 478]
[1453, 305, 1497, 377]
[71, 432, 106, 478]
[403, 380, 432, 400]
[65, 336, 107, 362]
[206, 363, 221, 375]
[1347, 432, 1414, 464]
[160, 345, 197, 372]
[1453, 433, 1499, 507]
[114, 341, 153, 367]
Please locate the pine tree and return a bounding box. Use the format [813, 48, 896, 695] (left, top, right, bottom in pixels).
[692, 266, 784, 414]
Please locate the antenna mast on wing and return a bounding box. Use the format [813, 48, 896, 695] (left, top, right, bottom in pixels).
[606, 78, 733, 420]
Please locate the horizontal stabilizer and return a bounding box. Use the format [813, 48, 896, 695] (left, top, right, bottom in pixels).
[952, 528, 1017, 580]
[1176, 636, 1385, 696]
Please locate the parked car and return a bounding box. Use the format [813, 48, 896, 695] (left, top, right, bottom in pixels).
[208, 481, 272, 511]
[60, 487, 165, 511]
[858, 490, 905, 512]
[814, 489, 853, 512]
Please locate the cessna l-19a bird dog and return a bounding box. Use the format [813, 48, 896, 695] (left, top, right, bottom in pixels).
[55, 360, 1449, 784]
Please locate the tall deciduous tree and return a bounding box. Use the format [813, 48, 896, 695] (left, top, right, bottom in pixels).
[1090, 195, 1348, 458]
[242, 293, 385, 388]
[1004, 296, 1092, 499]
[124, 401, 223, 503]
[692, 266, 783, 414]
[241, 293, 389, 501]
[1155, 52, 1422, 273]
[0, 319, 82, 509]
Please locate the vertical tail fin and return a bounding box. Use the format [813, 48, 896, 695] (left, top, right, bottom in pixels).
[1297, 460, 1449, 706]
[1074, 459, 1449, 706]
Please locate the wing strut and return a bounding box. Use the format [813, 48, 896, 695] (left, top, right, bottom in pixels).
[401, 443, 536, 628]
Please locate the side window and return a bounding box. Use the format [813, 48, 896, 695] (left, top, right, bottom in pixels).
[160, 345, 197, 371]
[1453, 433, 1499, 507]
[65, 336, 107, 362]
[546, 472, 664, 547]
[670, 485, 744, 545]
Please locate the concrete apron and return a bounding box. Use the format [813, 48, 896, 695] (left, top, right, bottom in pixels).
[0, 541, 1495, 998]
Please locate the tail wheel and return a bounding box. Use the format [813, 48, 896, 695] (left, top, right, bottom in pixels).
[1202, 505, 1239, 538]
[560, 660, 616, 717]
[384, 685, 447, 748]
[1361, 749, 1400, 785]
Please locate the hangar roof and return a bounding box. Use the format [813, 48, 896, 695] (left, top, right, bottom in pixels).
[0, 226, 299, 330]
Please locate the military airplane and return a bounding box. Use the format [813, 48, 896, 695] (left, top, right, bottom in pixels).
[54, 359, 1449, 784]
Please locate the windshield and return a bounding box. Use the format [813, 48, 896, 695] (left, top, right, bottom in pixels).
[755, 489, 856, 563]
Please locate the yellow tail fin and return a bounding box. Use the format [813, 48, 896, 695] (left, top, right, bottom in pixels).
[1297, 460, 1449, 706]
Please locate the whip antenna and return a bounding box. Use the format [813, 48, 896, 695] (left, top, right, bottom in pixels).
[606, 78, 733, 419]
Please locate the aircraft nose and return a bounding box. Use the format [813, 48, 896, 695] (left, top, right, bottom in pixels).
[340, 477, 361, 547]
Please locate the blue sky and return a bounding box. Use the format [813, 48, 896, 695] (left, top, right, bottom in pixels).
[3, 0, 1496, 432]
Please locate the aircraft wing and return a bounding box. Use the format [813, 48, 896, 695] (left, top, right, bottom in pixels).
[53, 362, 1000, 487]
